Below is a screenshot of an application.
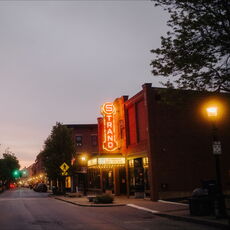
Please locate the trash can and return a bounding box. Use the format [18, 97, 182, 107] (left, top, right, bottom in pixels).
[189, 196, 214, 216]
[189, 186, 216, 216]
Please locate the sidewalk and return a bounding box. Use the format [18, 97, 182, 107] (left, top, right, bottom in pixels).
[50, 193, 230, 229]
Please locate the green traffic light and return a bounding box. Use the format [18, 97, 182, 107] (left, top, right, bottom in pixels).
[13, 170, 20, 178]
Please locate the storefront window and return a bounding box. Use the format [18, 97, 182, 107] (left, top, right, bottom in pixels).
[143, 157, 149, 168]
[128, 157, 150, 195]
[128, 159, 135, 194]
[87, 168, 100, 189]
[65, 176, 71, 189]
[134, 158, 144, 192]
[102, 169, 114, 191]
[143, 157, 150, 192]
[129, 159, 134, 168]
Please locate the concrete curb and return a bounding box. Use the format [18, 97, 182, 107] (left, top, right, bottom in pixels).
[155, 212, 229, 229]
[54, 197, 126, 207]
[126, 204, 229, 230]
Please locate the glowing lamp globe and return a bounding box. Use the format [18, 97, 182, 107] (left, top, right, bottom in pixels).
[206, 107, 218, 117]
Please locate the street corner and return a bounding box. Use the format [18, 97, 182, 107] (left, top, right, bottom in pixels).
[52, 195, 126, 207]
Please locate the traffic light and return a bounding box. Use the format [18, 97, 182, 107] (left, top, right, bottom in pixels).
[12, 169, 20, 178]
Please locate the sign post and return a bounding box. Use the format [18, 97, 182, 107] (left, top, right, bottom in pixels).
[60, 162, 69, 176]
[212, 141, 222, 155]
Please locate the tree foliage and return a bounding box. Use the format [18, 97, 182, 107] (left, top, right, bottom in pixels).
[151, 0, 230, 92]
[0, 152, 20, 184]
[41, 122, 75, 180]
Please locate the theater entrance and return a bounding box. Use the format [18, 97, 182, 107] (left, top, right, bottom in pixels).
[87, 156, 126, 195]
[101, 167, 126, 195]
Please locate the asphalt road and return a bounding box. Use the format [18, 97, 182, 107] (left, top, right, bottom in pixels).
[0, 188, 219, 230]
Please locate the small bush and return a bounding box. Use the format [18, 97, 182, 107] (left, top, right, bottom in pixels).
[94, 193, 114, 204]
[66, 192, 81, 198]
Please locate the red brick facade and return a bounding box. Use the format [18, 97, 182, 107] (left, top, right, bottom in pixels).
[66, 124, 98, 157]
[65, 124, 98, 192]
[94, 84, 230, 200]
[58, 84, 230, 201]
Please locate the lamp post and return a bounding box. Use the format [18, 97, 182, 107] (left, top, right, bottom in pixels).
[80, 155, 87, 196]
[206, 106, 226, 218]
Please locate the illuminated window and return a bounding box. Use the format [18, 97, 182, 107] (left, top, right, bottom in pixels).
[129, 159, 134, 168]
[76, 136, 83, 146]
[143, 157, 149, 168]
[91, 135, 98, 146]
[65, 176, 71, 189]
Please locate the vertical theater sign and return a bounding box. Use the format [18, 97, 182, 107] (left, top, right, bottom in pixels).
[87, 102, 125, 168]
[101, 102, 118, 152]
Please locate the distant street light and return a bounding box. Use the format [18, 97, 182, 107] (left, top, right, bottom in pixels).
[206, 105, 226, 218]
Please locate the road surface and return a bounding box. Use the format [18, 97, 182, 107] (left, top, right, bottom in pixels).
[0, 188, 219, 230]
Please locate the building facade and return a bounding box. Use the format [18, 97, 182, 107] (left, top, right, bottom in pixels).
[87, 84, 230, 201]
[65, 124, 98, 192]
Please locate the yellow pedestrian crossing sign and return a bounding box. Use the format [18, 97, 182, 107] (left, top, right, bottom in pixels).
[60, 162, 69, 172]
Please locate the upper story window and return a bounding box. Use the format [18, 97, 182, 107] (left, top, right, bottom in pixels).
[91, 135, 98, 146]
[75, 135, 83, 146]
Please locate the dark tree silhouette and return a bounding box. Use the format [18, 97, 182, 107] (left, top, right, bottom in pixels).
[151, 0, 230, 92]
[0, 152, 20, 187]
[41, 122, 75, 192]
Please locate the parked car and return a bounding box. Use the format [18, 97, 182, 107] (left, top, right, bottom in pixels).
[33, 183, 47, 192]
[0, 181, 3, 192]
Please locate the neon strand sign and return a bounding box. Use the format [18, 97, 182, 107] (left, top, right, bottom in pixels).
[101, 102, 118, 151]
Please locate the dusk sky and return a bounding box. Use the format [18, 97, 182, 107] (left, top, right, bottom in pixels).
[0, 1, 169, 168]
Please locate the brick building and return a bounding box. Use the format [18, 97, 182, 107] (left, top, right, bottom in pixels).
[31, 153, 45, 177]
[65, 124, 98, 192]
[87, 84, 230, 201]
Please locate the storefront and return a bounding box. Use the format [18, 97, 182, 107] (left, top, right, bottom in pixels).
[85, 99, 152, 197]
[128, 157, 150, 197]
[87, 156, 126, 195]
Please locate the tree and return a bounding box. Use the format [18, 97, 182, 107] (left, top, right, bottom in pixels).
[151, 0, 230, 92]
[41, 122, 75, 192]
[0, 152, 20, 187]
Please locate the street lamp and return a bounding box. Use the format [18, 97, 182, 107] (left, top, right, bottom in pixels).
[81, 156, 86, 161]
[80, 155, 87, 196]
[207, 107, 218, 117]
[206, 106, 226, 218]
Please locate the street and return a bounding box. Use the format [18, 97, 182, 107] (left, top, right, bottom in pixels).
[0, 188, 220, 230]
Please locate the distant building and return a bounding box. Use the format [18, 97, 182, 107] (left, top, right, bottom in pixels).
[32, 152, 45, 176]
[65, 124, 98, 192]
[26, 164, 33, 178]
